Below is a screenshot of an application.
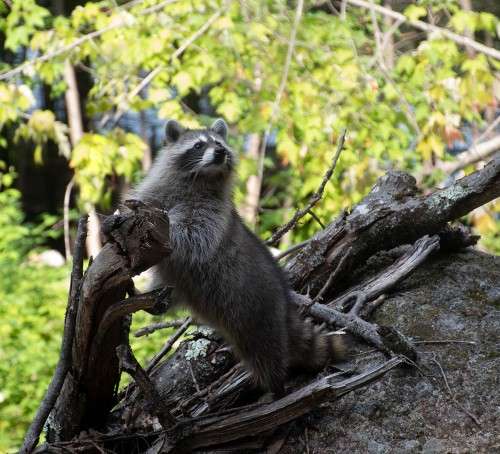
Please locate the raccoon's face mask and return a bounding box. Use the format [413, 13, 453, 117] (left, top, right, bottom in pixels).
[164, 119, 236, 178]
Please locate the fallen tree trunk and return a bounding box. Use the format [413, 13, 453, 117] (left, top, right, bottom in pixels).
[27, 156, 499, 453]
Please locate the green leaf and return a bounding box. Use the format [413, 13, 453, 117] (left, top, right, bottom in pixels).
[404, 5, 427, 22]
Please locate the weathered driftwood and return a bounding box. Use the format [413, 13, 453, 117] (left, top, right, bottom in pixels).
[28, 156, 500, 453]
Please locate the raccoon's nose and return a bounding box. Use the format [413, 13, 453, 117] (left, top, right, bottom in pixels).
[213, 147, 226, 164]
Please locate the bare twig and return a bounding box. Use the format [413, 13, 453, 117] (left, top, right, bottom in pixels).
[307, 208, 325, 229]
[266, 130, 347, 247]
[177, 364, 244, 413]
[378, 63, 422, 137]
[312, 245, 351, 304]
[346, 0, 500, 60]
[414, 340, 476, 346]
[441, 135, 500, 175]
[474, 116, 500, 145]
[188, 362, 202, 394]
[20, 217, 87, 454]
[254, 0, 304, 227]
[146, 317, 192, 373]
[188, 369, 254, 417]
[134, 319, 189, 337]
[361, 294, 386, 319]
[430, 356, 452, 394]
[430, 356, 481, 427]
[116, 343, 176, 426]
[275, 239, 310, 261]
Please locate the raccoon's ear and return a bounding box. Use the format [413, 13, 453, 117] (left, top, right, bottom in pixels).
[165, 119, 185, 143]
[210, 118, 228, 141]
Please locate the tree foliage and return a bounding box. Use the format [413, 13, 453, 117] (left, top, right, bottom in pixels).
[0, 0, 498, 241]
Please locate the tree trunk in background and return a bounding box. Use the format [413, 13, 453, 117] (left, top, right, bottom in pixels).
[63, 60, 102, 258]
[460, 0, 476, 58]
[64, 62, 84, 146]
[240, 133, 262, 229]
[383, 1, 395, 69]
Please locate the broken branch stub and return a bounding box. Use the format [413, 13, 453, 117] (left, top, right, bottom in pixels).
[48, 204, 170, 441]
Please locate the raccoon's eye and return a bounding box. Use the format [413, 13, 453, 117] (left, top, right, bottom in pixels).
[193, 142, 203, 151]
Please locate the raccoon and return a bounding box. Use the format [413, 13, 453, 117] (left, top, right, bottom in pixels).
[130, 118, 344, 394]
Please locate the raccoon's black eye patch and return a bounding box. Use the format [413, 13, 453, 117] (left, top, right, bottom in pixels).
[193, 142, 204, 150]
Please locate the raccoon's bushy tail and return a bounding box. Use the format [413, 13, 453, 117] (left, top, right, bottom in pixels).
[287, 308, 347, 372]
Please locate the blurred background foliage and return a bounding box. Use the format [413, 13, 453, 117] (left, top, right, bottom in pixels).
[0, 0, 499, 450]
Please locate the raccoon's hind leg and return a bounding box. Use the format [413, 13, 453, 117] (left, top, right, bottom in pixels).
[244, 350, 287, 396]
[228, 313, 289, 396]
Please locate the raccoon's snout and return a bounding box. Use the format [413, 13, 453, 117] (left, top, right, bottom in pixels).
[212, 147, 227, 165]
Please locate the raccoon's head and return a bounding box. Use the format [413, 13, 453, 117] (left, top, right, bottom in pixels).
[163, 118, 235, 179]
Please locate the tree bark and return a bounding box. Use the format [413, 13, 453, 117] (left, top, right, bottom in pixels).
[285, 154, 500, 296]
[48, 204, 170, 441]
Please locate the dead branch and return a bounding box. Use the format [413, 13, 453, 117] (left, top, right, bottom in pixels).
[134, 319, 190, 337]
[293, 234, 441, 354]
[441, 138, 500, 175]
[266, 130, 347, 247]
[286, 154, 500, 295]
[176, 364, 245, 415]
[47, 204, 171, 443]
[414, 340, 477, 346]
[275, 239, 310, 261]
[333, 234, 440, 311]
[146, 317, 192, 373]
[155, 357, 406, 452]
[20, 217, 87, 454]
[43, 357, 405, 453]
[293, 291, 386, 351]
[88, 287, 173, 368]
[116, 343, 176, 426]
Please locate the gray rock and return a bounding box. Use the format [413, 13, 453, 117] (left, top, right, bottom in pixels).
[367, 440, 387, 454]
[281, 250, 500, 453]
[422, 438, 445, 454]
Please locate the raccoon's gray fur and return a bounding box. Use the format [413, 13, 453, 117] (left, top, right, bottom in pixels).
[129, 118, 344, 394]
